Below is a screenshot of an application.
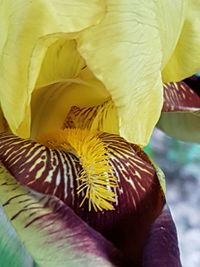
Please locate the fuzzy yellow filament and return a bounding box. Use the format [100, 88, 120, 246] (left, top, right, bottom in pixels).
[39, 129, 117, 211]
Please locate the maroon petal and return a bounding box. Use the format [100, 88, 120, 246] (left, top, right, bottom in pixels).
[0, 132, 165, 265]
[163, 82, 200, 112]
[158, 81, 200, 143]
[0, 163, 126, 267]
[184, 75, 200, 96]
[74, 133, 165, 265]
[143, 204, 181, 267]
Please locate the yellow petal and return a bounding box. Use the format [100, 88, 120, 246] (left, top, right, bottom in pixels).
[36, 38, 85, 88]
[31, 69, 110, 138]
[156, 0, 186, 68]
[78, 0, 186, 146]
[0, 0, 105, 138]
[163, 0, 200, 82]
[0, 108, 9, 133]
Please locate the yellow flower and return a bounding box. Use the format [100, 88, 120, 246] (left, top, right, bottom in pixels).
[1, 1, 199, 265]
[0, 0, 200, 147]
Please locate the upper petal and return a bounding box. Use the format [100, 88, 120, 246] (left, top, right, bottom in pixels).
[77, 0, 186, 146]
[0, 0, 105, 138]
[162, 0, 200, 82]
[155, 0, 186, 68]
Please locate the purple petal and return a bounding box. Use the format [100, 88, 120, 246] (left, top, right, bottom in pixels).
[163, 82, 200, 112]
[0, 132, 165, 265]
[143, 204, 181, 267]
[0, 163, 127, 266]
[184, 75, 200, 96]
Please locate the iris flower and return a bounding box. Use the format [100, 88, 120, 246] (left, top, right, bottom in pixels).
[0, 1, 200, 266]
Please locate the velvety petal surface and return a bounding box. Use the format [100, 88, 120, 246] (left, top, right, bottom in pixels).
[77, 0, 186, 145]
[0, 132, 165, 266]
[163, 82, 200, 112]
[0, 0, 104, 137]
[0, 163, 124, 267]
[158, 81, 200, 143]
[143, 205, 181, 267]
[74, 134, 165, 265]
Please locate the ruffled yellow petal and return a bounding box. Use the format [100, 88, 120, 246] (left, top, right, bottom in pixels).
[0, 0, 105, 138]
[31, 68, 110, 138]
[163, 0, 200, 82]
[77, 0, 186, 146]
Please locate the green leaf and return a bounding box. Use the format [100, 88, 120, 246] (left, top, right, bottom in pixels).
[157, 111, 200, 143]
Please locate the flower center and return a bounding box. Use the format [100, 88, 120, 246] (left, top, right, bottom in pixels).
[39, 128, 117, 211]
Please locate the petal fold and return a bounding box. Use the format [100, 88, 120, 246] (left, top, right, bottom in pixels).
[143, 205, 181, 267]
[77, 0, 166, 146]
[36, 38, 85, 88]
[0, 0, 105, 137]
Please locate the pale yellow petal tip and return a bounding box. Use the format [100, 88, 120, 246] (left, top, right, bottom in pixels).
[39, 128, 117, 212]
